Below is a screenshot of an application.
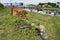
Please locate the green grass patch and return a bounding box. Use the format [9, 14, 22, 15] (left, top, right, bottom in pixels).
[0, 8, 60, 40]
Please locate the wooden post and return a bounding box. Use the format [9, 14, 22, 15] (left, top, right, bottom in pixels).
[10, 3, 13, 15]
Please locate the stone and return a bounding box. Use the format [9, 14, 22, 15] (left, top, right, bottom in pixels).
[40, 33, 48, 40]
[31, 23, 35, 26]
[38, 25, 46, 33]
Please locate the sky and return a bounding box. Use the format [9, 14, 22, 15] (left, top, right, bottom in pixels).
[0, 0, 60, 5]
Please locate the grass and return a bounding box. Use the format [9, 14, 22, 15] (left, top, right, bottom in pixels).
[0, 8, 60, 40]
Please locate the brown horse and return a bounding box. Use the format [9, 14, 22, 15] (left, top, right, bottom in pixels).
[10, 3, 28, 19]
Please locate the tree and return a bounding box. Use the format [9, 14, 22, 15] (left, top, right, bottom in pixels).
[57, 2, 60, 4]
[0, 3, 4, 10]
[38, 3, 44, 7]
[20, 3, 23, 6]
[48, 2, 56, 7]
[38, 2, 56, 8]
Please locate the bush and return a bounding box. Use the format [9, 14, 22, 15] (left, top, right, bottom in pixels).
[0, 3, 4, 10]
